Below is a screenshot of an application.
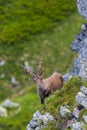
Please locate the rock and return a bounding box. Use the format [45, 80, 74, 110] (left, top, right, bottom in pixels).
[45, 112, 54, 121]
[83, 115, 87, 123]
[0, 59, 6, 66]
[1, 99, 20, 109]
[63, 73, 72, 82]
[72, 121, 83, 130]
[27, 111, 54, 130]
[33, 111, 42, 118]
[29, 120, 39, 128]
[77, 0, 87, 19]
[42, 115, 48, 125]
[76, 92, 87, 109]
[35, 127, 40, 130]
[26, 124, 34, 130]
[81, 24, 87, 30]
[0, 106, 7, 117]
[11, 76, 19, 88]
[80, 86, 87, 95]
[73, 107, 80, 119]
[70, 24, 87, 80]
[60, 106, 71, 117]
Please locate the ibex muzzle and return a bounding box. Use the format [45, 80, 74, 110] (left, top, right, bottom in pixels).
[20, 58, 63, 104]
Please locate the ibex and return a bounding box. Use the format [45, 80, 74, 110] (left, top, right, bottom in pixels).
[20, 58, 63, 104]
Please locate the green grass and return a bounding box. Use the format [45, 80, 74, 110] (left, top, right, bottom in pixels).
[0, 0, 76, 44]
[0, 85, 40, 130]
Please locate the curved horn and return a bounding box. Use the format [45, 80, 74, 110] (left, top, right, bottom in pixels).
[37, 57, 43, 80]
[20, 64, 37, 81]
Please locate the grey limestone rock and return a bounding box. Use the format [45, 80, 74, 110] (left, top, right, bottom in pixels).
[73, 107, 80, 119]
[26, 124, 34, 130]
[33, 111, 42, 119]
[72, 121, 83, 130]
[76, 92, 87, 109]
[77, 0, 87, 19]
[83, 115, 87, 123]
[1, 99, 20, 108]
[63, 23, 87, 81]
[27, 111, 54, 130]
[70, 23, 87, 80]
[42, 115, 48, 125]
[80, 86, 87, 95]
[45, 112, 54, 121]
[60, 106, 71, 117]
[35, 127, 40, 130]
[63, 73, 72, 82]
[29, 120, 39, 128]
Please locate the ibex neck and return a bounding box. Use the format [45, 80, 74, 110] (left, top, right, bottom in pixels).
[36, 82, 43, 95]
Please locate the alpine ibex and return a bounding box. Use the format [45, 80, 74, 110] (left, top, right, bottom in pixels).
[20, 58, 63, 104]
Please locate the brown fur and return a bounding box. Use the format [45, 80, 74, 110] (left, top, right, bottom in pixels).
[35, 72, 63, 104]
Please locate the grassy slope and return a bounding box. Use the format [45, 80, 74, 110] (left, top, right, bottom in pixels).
[0, 13, 87, 130]
[0, 12, 86, 101]
[0, 86, 40, 130]
[0, 0, 76, 44]
[0, 0, 77, 101]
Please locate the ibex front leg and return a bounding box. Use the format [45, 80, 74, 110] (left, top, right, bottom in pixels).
[38, 87, 45, 104]
[39, 87, 50, 104]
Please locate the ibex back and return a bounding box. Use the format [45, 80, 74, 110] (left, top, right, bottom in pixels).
[20, 58, 63, 104]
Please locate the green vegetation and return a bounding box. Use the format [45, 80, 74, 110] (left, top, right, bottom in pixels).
[41, 78, 87, 130]
[0, 0, 76, 44]
[42, 77, 82, 115]
[41, 77, 83, 130]
[0, 85, 40, 130]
